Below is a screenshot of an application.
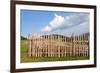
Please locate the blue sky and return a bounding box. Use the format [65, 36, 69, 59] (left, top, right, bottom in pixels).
[21, 9, 89, 37]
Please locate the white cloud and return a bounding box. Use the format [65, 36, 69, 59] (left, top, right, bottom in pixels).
[42, 26, 51, 32]
[65, 21, 89, 36]
[41, 13, 89, 35]
[42, 14, 64, 32]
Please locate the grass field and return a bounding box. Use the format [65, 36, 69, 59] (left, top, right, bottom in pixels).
[21, 40, 89, 63]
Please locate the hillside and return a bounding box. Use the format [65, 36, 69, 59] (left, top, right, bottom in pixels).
[21, 36, 27, 40]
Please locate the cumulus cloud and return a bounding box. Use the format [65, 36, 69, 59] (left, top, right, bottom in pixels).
[41, 13, 89, 34]
[42, 14, 64, 32]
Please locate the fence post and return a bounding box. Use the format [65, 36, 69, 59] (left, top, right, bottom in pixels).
[28, 34, 32, 56]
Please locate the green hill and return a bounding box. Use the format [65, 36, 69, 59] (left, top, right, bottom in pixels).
[21, 36, 27, 40]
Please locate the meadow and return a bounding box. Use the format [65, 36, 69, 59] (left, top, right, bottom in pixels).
[21, 40, 89, 63]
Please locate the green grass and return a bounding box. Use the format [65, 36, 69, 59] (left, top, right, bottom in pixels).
[21, 40, 89, 63]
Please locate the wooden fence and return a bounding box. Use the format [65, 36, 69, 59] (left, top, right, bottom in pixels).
[28, 33, 89, 57]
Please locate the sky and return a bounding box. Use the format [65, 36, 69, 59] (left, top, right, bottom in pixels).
[21, 9, 90, 37]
